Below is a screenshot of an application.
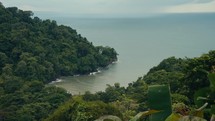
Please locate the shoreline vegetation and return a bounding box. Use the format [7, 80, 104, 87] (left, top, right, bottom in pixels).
[0, 2, 118, 84]
[0, 2, 118, 120]
[45, 50, 215, 121]
[50, 60, 118, 84]
[0, 3, 214, 121]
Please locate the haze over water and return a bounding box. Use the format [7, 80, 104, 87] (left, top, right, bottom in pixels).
[47, 13, 215, 94]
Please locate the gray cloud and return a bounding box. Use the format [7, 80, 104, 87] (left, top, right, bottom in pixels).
[194, 0, 215, 3]
[1, 0, 215, 17]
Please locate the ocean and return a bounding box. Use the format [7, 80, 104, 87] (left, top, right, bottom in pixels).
[40, 13, 215, 94]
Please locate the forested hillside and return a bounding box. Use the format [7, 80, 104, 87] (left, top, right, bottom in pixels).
[0, 3, 117, 121]
[0, 3, 117, 83]
[0, 2, 214, 121]
[45, 51, 215, 121]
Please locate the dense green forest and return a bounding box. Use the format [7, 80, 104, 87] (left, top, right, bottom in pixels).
[0, 3, 117, 82]
[0, 2, 214, 121]
[0, 3, 117, 121]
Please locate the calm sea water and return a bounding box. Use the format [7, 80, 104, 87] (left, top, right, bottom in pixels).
[44, 13, 215, 94]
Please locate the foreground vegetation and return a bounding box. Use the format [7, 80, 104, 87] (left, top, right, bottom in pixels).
[44, 50, 215, 121]
[0, 2, 214, 121]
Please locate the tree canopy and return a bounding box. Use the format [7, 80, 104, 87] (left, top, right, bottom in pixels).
[0, 2, 214, 121]
[0, 3, 118, 83]
[0, 3, 117, 120]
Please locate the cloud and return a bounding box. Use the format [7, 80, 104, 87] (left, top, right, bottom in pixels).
[164, 0, 215, 13]
[194, 0, 214, 3]
[1, 0, 215, 16]
[17, 5, 54, 12]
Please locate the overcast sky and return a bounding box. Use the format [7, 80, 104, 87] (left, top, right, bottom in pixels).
[1, 0, 215, 17]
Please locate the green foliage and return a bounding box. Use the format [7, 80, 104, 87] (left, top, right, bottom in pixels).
[143, 51, 215, 103]
[194, 87, 211, 107]
[0, 78, 71, 120]
[16, 102, 51, 121]
[45, 97, 123, 121]
[144, 70, 184, 92]
[180, 51, 215, 98]
[111, 95, 139, 120]
[143, 57, 187, 95]
[130, 110, 161, 121]
[194, 73, 215, 120]
[178, 116, 207, 121]
[43, 50, 215, 120]
[95, 115, 122, 121]
[55, 51, 215, 120]
[165, 73, 215, 121]
[148, 85, 172, 121]
[208, 73, 215, 91]
[166, 109, 206, 121]
[102, 83, 125, 102]
[126, 77, 148, 103]
[172, 103, 190, 116]
[0, 3, 117, 83]
[0, 52, 8, 73]
[1, 3, 215, 121]
[0, 3, 117, 121]
[148, 56, 187, 73]
[171, 93, 189, 104]
[84, 83, 126, 103]
[165, 113, 181, 121]
[83, 91, 101, 101]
